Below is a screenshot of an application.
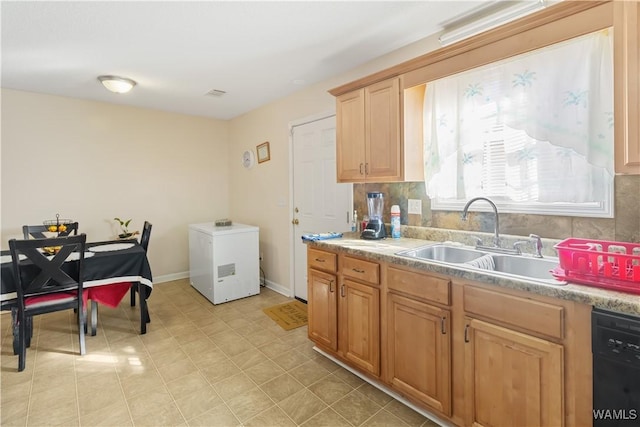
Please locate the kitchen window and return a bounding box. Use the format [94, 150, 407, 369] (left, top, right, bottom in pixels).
[424, 29, 614, 217]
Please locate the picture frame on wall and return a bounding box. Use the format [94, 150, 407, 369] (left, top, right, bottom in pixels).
[257, 141, 271, 163]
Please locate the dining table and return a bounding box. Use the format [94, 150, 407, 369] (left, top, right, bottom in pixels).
[1, 239, 153, 336]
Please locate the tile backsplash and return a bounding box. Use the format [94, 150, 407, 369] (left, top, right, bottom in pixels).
[354, 174, 640, 243]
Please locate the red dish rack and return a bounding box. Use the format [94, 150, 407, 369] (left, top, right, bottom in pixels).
[552, 238, 640, 295]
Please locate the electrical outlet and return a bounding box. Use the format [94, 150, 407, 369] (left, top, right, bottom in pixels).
[408, 199, 422, 215]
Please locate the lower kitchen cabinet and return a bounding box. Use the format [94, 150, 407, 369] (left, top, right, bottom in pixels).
[308, 268, 338, 351]
[463, 317, 564, 427]
[306, 246, 591, 427]
[386, 292, 451, 415]
[307, 248, 381, 377]
[340, 278, 380, 376]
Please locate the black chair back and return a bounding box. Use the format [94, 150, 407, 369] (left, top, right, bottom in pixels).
[9, 234, 87, 371]
[140, 221, 152, 252]
[22, 222, 79, 239]
[127, 221, 153, 324]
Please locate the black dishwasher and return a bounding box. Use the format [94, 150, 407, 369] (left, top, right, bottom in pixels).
[592, 308, 640, 426]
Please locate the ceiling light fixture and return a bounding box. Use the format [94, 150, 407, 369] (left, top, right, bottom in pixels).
[439, 0, 547, 47]
[205, 89, 226, 97]
[98, 75, 137, 94]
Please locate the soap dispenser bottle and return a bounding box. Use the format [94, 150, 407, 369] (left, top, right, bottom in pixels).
[391, 205, 401, 238]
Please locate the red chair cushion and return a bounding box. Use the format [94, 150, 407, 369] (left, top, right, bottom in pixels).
[25, 291, 85, 308]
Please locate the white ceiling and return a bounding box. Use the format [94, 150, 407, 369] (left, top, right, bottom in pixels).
[2, 1, 495, 120]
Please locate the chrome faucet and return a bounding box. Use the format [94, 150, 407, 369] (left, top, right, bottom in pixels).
[512, 234, 544, 257]
[461, 197, 501, 248]
[529, 234, 544, 258]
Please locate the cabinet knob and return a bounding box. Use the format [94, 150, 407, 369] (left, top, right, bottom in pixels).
[292, 219, 299, 225]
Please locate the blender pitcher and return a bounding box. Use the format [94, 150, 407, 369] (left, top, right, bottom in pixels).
[361, 192, 386, 240]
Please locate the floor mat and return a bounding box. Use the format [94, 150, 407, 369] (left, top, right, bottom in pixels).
[262, 300, 308, 331]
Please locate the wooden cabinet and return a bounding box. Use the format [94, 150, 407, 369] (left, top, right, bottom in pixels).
[340, 278, 380, 375]
[336, 77, 419, 183]
[614, 0, 640, 174]
[308, 268, 338, 351]
[308, 248, 337, 272]
[385, 266, 452, 415]
[339, 255, 381, 376]
[463, 317, 564, 427]
[335, 77, 400, 182]
[462, 284, 565, 427]
[336, 89, 366, 181]
[387, 292, 451, 415]
[307, 249, 381, 377]
[331, 3, 640, 176]
[307, 246, 592, 427]
[365, 78, 401, 181]
[307, 248, 338, 351]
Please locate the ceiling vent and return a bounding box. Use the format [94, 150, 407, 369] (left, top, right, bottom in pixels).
[205, 89, 226, 97]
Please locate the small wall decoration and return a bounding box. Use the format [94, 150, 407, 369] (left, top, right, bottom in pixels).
[257, 141, 271, 163]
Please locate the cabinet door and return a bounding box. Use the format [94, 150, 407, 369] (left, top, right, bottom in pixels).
[464, 318, 564, 427]
[614, 0, 640, 174]
[387, 293, 451, 416]
[340, 279, 380, 376]
[365, 77, 401, 181]
[336, 89, 366, 182]
[308, 269, 338, 351]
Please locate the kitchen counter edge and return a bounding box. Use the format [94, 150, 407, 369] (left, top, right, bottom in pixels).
[305, 236, 640, 317]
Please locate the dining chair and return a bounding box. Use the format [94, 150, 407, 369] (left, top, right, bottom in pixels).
[22, 222, 79, 239]
[8, 234, 87, 372]
[131, 221, 152, 307]
[89, 220, 152, 335]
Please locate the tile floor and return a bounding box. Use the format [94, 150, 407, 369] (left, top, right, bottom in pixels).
[1, 279, 440, 427]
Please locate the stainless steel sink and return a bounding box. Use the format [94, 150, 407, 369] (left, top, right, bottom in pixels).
[490, 254, 563, 283]
[396, 244, 486, 263]
[396, 243, 566, 286]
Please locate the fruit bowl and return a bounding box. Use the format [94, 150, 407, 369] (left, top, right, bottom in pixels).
[42, 246, 62, 255]
[43, 213, 73, 233]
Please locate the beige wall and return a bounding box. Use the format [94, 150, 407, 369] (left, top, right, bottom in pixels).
[0, 33, 442, 292]
[1, 89, 229, 279]
[6, 27, 623, 294]
[227, 35, 442, 292]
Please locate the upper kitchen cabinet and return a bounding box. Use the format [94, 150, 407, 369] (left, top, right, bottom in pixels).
[332, 1, 639, 176]
[332, 77, 424, 183]
[614, 0, 640, 174]
[335, 87, 367, 182]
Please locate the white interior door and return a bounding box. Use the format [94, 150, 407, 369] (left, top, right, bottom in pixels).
[292, 115, 352, 301]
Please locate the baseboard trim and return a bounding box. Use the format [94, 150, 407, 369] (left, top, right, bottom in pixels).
[312, 346, 452, 427]
[152, 273, 292, 300]
[154, 271, 189, 284]
[264, 279, 291, 297]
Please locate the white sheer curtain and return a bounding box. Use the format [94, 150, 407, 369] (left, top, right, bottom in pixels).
[424, 29, 614, 208]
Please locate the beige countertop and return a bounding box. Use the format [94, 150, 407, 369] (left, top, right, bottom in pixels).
[306, 234, 640, 317]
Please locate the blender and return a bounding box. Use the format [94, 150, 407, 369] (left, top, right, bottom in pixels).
[361, 192, 386, 240]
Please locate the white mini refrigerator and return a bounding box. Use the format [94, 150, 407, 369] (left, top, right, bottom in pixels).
[189, 222, 260, 304]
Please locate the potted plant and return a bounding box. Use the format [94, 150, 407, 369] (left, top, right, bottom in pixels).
[114, 217, 139, 239]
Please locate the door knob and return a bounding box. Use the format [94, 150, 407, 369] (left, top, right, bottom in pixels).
[292, 219, 299, 225]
